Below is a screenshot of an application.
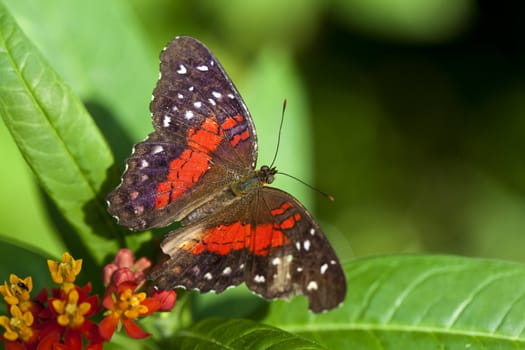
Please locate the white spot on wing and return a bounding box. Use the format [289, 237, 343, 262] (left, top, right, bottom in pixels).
[185, 110, 194, 120]
[285, 255, 293, 262]
[222, 267, 232, 275]
[310, 228, 315, 235]
[163, 115, 171, 127]
[212, 91, 222, 99]
[188, 86, 194, 92]
[320, 263, 329, 275]
[330, 260, 337, 265]
[177, 64, 187, 74]
[139, 159, 149, 169]
[307, 281, 318, 291]
[208, 98, 216, 106]
[295, 242, 301, 250]
[177, 93, 184, 99]
[254, 275, 265, 283]
[297, 267, 303, 272]
[227, 93, 235, 99]
[271, 257, 281, 266]
[239, 264, 245, 269]
[303, 240, 311, 251]
[152, 145, 163, 154]
[196, 64, 209, 71]
[204, 272, 212, 280]
[194, 101, 202, 108]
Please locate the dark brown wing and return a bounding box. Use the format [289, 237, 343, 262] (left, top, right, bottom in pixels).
[246, 187, 346, 312]
[150, 186, 346, 313]
[107, 37, 257, 231]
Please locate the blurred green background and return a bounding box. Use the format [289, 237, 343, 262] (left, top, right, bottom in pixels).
[1, 0, 524, 267]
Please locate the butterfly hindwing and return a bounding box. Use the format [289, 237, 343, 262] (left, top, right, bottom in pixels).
[107, 37, 257, 231]
[150, 187, 346, 312]
[247, 188, 346, 312]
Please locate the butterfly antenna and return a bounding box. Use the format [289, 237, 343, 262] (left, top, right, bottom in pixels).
[269, 99, 287, 169]
[279, 171, 335, 202]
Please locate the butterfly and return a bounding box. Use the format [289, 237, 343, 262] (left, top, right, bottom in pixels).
[107, 36, 346, 313]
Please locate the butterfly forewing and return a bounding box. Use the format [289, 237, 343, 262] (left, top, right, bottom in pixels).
[107, 36, 257, 231]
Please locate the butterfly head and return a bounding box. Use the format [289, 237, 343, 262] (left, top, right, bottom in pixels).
[258, 165, 277, 185]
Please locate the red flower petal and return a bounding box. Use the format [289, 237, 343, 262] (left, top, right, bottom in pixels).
[64, 329, 82, 350]
[121, 319, 150, 339]
[37, 331, 61, 350]
[80, 320, 104, 344]
[98, 316, 119, 341]
[116, 281, 138, 294]
[133, 257, 152, 272]
[113, 249, 134, 268]
[4, 341, 28, 350]
[86, 343, 104, 350]
[112, 268, 135, 286]
[152, 289, 176, 311]
[139, 297, 162, 316]
[101, 285, 116, 310]
[103, 264, 118, 286]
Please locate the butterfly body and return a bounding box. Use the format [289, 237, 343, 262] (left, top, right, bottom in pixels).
[107, 36, 346, 312]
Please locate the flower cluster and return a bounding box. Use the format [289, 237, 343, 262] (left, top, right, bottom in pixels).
[0, 250, 176, 350]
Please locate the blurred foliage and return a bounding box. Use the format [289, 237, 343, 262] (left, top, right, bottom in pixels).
[2, 0, 525, 348]
[1, 0, 525, 290]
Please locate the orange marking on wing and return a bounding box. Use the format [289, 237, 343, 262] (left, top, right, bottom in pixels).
[188, 221, 290, 256]
[280, 214, 297, 230]
[230, 134, 241, 147]
[240, 129, 250, 141]
[221, 114, 249, 148]
[270, 201, 293, 216]
[154, 118, 223, 209]
[221, 116, 238, 130]
[188, 118, 223, 153]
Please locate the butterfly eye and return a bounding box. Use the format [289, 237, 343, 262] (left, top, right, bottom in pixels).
[266, 174, 274, 184]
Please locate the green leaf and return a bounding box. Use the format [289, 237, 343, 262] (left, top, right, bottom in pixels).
[173, 317, 326, 349]
[0, 3, 119, 262]
[263, 255, 525, 349]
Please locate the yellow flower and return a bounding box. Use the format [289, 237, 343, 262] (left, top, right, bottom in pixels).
[48, 252, 82, 290]
[0, 305, 34, 342]
[0, 274, 33, 311]
[52, 289, 92, 328]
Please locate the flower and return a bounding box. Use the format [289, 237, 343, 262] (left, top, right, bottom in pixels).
[47, 253, 82, 292]
[0, 305, 35, 343]
[151, 289, 177, 311]
[103, 249, 151, 287]
[32, 255, 102, 350]
[0, 275, 33, 312]
[1, 250, 176, 349]
[99, 282, 161, 340]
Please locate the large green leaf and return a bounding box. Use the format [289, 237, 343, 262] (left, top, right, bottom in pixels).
[173, 317, 325, 349]
[262, 255, 525, 349]
[0, 3, 119, 262]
